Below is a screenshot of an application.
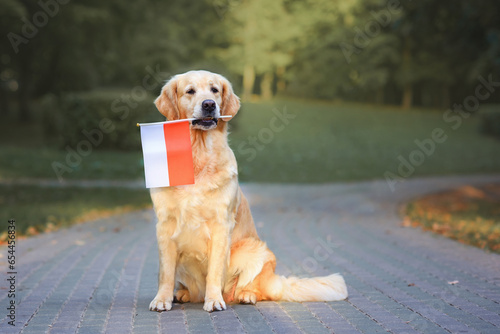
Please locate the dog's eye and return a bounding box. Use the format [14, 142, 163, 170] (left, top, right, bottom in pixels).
[211, 87, 219, 94]
[187, 89, 196, 95]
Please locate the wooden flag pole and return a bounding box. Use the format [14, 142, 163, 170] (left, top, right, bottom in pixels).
[137, 115, 232, 127]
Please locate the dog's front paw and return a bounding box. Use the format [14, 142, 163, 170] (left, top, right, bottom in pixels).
[203, 297, 226, 312]
[149, 296, 172, 312]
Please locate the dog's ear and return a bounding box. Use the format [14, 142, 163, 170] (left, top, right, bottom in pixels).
[220, 76, 240, 121]
[155, 76, 179, 120]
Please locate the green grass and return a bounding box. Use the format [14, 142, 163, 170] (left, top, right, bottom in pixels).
[0, 118, 145, 181]
[0, 146, 145, 181]
[230, 99, 500, 182]
[0, 185, 151, 237]
[2, 99, 500, 183]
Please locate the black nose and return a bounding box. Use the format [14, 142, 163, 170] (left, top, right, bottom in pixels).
[202, 99, 216, 113]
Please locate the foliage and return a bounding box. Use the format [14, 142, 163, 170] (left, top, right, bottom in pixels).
[288, 0, 500, 107]
[215, 0, 300, 99]
[1, 0, 222, 121]
[404, 185, 500, 253]
[287, 0, 399, 101]
[41, 89, 163, 150]
[2, 0, 500, 123]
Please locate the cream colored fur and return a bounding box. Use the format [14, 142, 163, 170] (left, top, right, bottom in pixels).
[148, 70, 348, 313]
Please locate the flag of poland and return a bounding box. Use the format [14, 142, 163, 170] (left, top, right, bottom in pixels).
[140, 121, 195, 188]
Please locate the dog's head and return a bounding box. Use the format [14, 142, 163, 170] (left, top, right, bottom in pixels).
[155, 70, 240, 131]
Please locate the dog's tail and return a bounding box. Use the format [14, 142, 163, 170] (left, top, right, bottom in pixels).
[272, 273, 348, 302]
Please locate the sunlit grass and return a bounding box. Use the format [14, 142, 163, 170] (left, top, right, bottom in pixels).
[404, 185, 500, 253]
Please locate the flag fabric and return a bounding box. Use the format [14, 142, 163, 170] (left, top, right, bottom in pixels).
[139, 121, 194, 188]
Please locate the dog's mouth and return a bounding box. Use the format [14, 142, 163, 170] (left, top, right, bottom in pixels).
[191, 117, 218, 130]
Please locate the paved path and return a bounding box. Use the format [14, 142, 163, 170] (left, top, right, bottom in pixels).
[1, 175, 500, 334]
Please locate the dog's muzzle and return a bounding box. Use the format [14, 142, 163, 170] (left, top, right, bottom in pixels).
[192, 99, 219, 130]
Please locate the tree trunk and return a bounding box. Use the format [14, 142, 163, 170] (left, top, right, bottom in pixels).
[242, 64, 255, 101]
[276, 66, 286, 94]
[402, 83, 413, 110]
[401, 37, 413, 110]
[375, 87, 384, 104]
[260, 72, 273, 100]
[441, 83, 450, 109]
[17, 63, 32, 122]
[0, 85, 10, 118]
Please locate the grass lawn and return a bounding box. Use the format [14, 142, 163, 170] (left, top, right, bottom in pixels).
[404, 184, 500, 253]
[0, 184, 151, 239]
[2, 99, 499, 183]
[231, 99, 500, 182]
[0, 146, 145, 181]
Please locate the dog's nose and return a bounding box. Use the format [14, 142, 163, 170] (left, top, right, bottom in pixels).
[202, 100, 216, 113]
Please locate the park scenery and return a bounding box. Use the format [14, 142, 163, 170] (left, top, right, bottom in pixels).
[1, 0, 499, 251]
[0, 1, 500, 333]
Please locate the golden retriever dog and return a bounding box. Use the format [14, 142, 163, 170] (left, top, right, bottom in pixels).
[149, 70, 348, 312]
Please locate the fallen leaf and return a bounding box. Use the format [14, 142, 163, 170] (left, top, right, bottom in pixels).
[459, 186, 486, 199]
[26, 226, 39, 236]
[401, 216, 412, 227]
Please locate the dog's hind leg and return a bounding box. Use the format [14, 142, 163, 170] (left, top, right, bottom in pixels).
[228, 238, 278, 304]
[236, 256, 281, 304]
[174, 283, 190, 303]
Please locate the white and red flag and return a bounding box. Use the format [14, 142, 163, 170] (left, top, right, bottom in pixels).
[139, 120, 195, 188]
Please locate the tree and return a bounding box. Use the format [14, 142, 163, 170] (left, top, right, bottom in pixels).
[2, 0, 498, 119]
[0, 0, 222, 122]
[288, 0, 400, 102]
[393, 0, 500, 108]
[216, 0, 299, 100]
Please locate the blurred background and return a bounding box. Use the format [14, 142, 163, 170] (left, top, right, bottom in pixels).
[1, 0, 500, 244]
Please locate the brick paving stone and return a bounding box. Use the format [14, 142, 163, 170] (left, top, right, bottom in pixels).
[231, 304, 274, 334]
[256, 301, 302, 333]
[304, 302, 359, 333]
[1, 175, 500, 333]
[77, 325, 103, 334]
[211, 307, 245, 333]
[131, 325, 158, 334]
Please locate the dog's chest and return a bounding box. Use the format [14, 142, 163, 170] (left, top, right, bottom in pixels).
[175, 221, 211, 263]
[156, 181, 234, 252]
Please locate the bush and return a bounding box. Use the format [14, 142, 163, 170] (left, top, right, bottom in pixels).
[41, 89, 165, 150]
[479, 104, 500, 139]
